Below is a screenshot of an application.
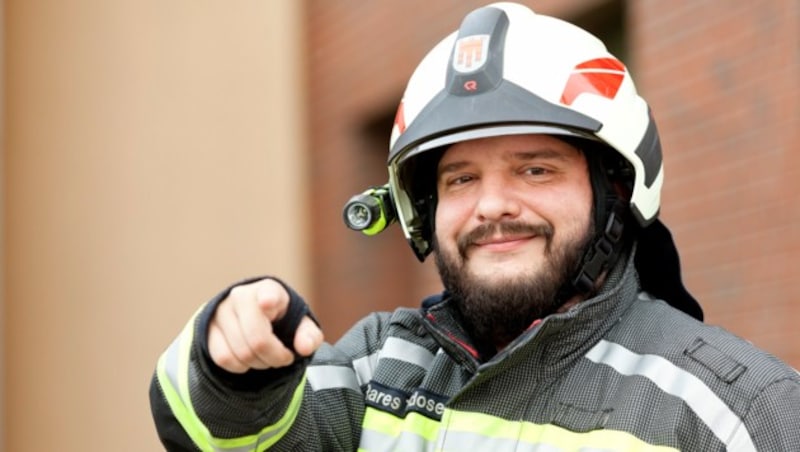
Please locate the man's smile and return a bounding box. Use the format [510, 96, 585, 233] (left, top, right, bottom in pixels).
[471, 233, 538, 252]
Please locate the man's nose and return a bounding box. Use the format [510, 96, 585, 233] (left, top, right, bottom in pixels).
[475, 177, 521, 222]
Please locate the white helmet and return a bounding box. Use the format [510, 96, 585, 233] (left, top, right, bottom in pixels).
[387, 2, 663, 260]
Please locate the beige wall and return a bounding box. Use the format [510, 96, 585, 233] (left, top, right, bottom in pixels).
[3, 1, 309, 450]
[0, 0, 4, 447]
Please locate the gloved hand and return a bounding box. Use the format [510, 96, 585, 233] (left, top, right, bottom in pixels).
[207, 278, 324, 373]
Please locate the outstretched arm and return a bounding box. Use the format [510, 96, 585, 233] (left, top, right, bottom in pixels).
[149, 277, 324, 451]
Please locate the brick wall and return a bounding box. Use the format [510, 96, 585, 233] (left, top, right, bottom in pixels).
[631, 0, 800, 366]
[304, 0, 799, 367]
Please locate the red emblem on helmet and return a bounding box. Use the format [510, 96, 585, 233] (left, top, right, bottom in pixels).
[453, 35, 490, 73]
[393, 101, 406, 135]
[561, 58, 626, 106]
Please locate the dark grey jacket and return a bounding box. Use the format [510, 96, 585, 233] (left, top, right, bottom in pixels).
[151, 253, 800, 451]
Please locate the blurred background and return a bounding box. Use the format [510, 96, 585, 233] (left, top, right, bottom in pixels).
[2, 0, 797, 450]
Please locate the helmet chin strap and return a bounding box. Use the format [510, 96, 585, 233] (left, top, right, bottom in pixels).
[571, 197, 629, 296]
[552, 139, 634, 301]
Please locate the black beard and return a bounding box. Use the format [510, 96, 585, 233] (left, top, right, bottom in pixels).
[434, 219, 593, 351]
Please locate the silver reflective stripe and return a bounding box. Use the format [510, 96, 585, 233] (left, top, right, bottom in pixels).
[359, 427, 435, 452]
[585, 340, 757, 452]
[159, 315, 305, 452]
[353, 352, 379, 386]
[310, 338, 436, 394]
[352, 340, 438, 388]
[163, 334, 184, 401]
[217, 442, 257, 452]
[379, 337, 435, 369]
[434, 430, 561, 452]
[203, 423, 295, 452]
[307, 365, 360, 392]
[578, 449, 624, 452]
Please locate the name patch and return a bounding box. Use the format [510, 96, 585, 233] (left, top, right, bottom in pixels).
[365, 381, 448, 420]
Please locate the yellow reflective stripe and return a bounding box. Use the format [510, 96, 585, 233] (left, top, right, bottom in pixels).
[359, 407, 440, 451]
[440, 410, 678, 452]
[359, 406, 679, 451]
[157, 307, 212, 450]
[364, 407, 440, 441]
[156, 306, 307, 451]
[241, 378, 307, 451]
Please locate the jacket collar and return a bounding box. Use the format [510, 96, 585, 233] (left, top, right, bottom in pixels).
[421, 247, 642, 370]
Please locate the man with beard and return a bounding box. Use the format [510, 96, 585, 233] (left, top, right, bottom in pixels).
[433, 134, 597, 351]
[150, 3, 799, 451]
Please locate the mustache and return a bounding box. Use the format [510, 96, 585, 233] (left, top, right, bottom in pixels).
[457, 221, 554, 258]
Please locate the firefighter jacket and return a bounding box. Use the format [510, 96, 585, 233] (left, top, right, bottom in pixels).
[150, 252, 800, 451]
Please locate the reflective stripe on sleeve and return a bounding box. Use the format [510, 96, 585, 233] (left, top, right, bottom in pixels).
[585, 339, 757, 452]
[155, 307, 307, 452]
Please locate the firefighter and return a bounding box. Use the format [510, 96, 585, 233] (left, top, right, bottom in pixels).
[151, 3, 800, 450]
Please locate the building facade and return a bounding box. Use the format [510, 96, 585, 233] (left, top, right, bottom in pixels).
[1, 0, 797, 450]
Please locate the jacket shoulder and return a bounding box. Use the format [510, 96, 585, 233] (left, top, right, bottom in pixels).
[612, 293, 799, 397]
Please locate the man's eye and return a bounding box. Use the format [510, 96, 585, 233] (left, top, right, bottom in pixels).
[441, 174, 473, 188]
[524, 167, 549, 176]
[451, 175, 473, 185]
